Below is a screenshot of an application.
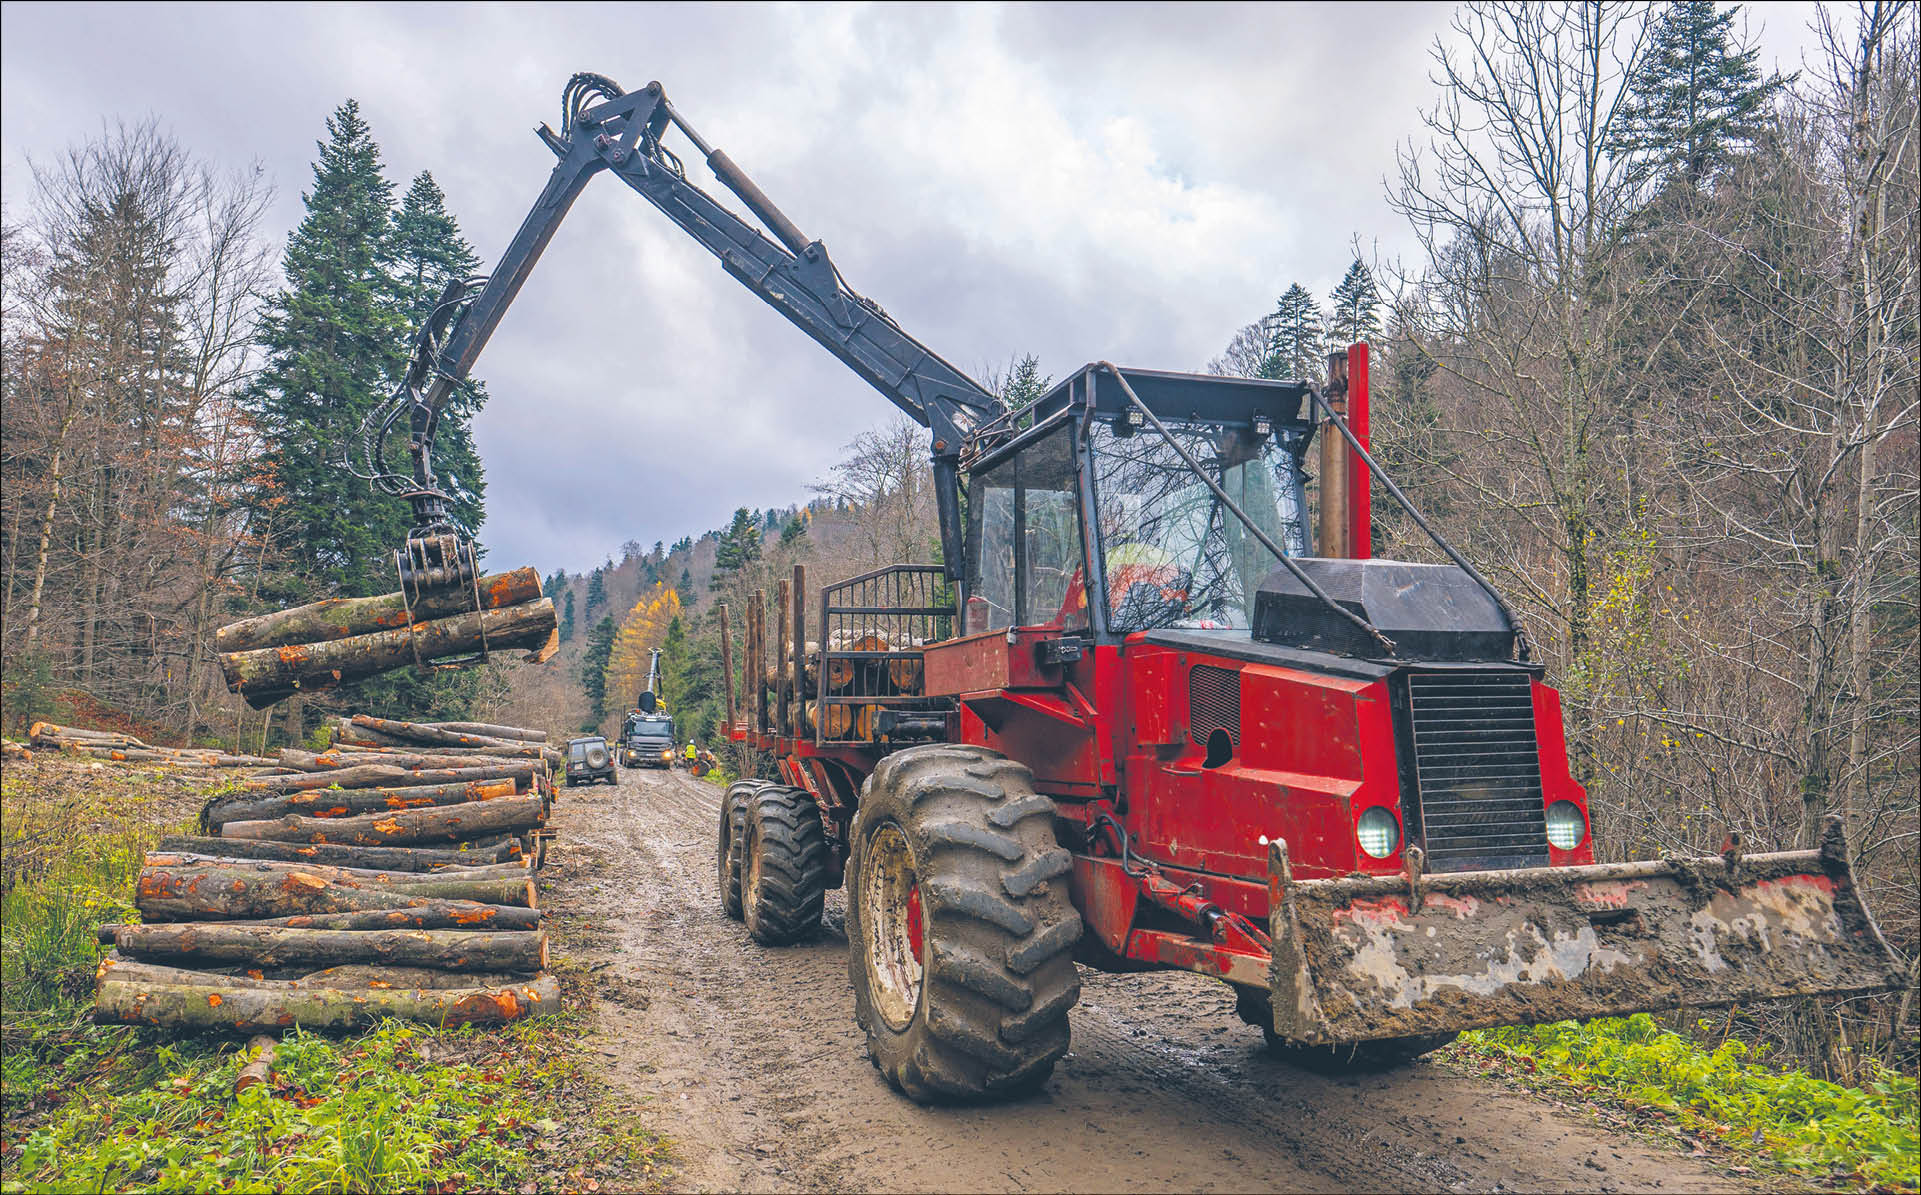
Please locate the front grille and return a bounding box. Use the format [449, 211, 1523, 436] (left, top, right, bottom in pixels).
[1402, 669, 1549, 872]
[1189, 665, 1240, 745]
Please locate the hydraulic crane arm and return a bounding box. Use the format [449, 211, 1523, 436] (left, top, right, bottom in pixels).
[379, 73, 1004, 582]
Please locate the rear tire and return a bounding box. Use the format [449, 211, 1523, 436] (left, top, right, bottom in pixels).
[719, 779, 778, 921]
[740, 786, 830, 944]
[1235, 988, 1455, 1072]
[846, 744, 1081, 1104]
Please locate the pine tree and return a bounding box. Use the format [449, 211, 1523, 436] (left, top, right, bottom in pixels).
[387, 171, 487, 539]
[1261, 283, 1324, 380]
[1326, 259, 1383, 346]
[543, 569, 567, 600]
[247, 99, 408, 602]
[559, 589, 576, 643]
[1611, 2, 1789, 187]
[579, 614, 617, 724]
[677, 567, 694, 603]
[585, 568, 606, 613]
[1000, 353, 1052, 409]
[712, 507, 762, 586]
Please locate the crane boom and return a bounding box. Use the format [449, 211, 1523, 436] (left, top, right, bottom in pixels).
[386, 73, 1003, 579]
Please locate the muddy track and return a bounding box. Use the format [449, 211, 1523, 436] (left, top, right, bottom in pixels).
[544, 768, 1758, 1194]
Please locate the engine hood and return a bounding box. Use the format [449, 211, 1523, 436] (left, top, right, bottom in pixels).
[1251, 558, 1515, 662]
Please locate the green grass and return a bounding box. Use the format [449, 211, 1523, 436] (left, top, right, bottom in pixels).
[1457, 1015, 1919, 1191]
[1, 761, 667, 1194]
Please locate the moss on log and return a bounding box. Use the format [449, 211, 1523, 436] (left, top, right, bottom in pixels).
[135, 863, 534, 919]
[105, 923, 548, 972]
[154, 835, 515, 870]
[206, 778, 519, 828]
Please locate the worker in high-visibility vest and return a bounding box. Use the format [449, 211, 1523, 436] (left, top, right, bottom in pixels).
[685, 741, 698, 763]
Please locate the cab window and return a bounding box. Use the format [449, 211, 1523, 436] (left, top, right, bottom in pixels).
[963, 425, 1087, 633]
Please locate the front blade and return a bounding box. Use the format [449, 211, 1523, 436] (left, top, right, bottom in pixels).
[1265, 826, 1903, 1045]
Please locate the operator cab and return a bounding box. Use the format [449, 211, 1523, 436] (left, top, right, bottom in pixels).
[959, 366, 1315, 642]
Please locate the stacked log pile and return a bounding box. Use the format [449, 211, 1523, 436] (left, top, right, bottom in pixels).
[93, 715, 563, 1032]
[779, 632, 930, 741]
[27, 722, 274, 768]
[214, 567, 559, 708]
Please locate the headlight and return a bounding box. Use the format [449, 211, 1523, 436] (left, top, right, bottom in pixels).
[1545, 801, 1587, 850]
[1356, 806, 1400, 859]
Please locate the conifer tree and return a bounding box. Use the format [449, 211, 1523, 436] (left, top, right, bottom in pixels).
[1612, 2, 1788, 187]
[559, 589, 577, 643]
[579, 614, 617, 725]
[543, 569, 567, 600]
[387, 171, 487, 539]
[247, 100, 407, 602]
[585, 568, 606, 613]
[1326, 259, 1383, 346]
[713, 507, 761, 586]
[1260, 283, 1324, 380]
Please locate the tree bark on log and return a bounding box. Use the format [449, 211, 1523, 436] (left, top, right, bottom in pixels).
[349, 715, 533, 751]
[206, 778, 520, 828]
[429, 722, 548, 743]
[155, 835, 515, 870]
[233, 765, 411, 794]
[254, 904, 541, 932]
[214, 568, 542, 653]
[104, 923, 549, 972]
[281, 748, 538, 773]
[218, 795, 544, 847]
[95, 974, 561, 1030]
[135, 863, 535, 919]
[220, 599, 556, 708]
[140, 855, 532, 891]
[97, 955, 534, 991]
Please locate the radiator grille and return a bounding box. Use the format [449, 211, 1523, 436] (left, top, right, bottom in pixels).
[1189, 665, 1240, 745]
[1404, 670, 1549, 872]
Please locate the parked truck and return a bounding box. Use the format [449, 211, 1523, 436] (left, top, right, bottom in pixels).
[360, 72, 1902, 1103]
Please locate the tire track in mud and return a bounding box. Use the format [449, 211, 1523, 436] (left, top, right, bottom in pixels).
[546, 768, 1757, 1194]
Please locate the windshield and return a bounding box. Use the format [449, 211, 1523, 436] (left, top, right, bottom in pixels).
[627, 717, 672, 740]
[1088, 419, 1309, 632]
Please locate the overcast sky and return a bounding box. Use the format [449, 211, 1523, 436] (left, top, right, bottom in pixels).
[1, 2, 1825, 575]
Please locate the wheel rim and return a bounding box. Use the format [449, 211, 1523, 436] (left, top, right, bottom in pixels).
[859, 822, 924, 1031]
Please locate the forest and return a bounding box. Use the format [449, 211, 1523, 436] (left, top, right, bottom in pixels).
[3, 0, 1915, 1088]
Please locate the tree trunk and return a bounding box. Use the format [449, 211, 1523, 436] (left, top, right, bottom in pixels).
[234, 764, 411, 793]
[218, 794, 544, 846]
[349, 715, 534, 751]
[104, 923, 548, 972]
[23, 408, 77, 653]
[95, 974, 560, 1030]
[140, 854, 531, 891]
[281, 748, 537, 773]
[98, 955, 535, 991]
[253, 904, 541, 932]
[213, 567, 542, 653]
[135, 863, 534, 920]
[206, 778, 519, 828]
[428, 721, 548, 743]
[220, 598, 556, 707]
[155, 835, 516, 870]
[235, 1035, 277, 1093]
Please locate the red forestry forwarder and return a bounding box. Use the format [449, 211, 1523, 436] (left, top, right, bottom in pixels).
[373, 74, 1902, 1101]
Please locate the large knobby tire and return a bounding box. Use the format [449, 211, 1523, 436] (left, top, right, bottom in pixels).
[1234, 987, 1455, 1073]
[846, 744, 1082, 1104]
[718, 779, 779, 921]
[740, 786, 830, 945]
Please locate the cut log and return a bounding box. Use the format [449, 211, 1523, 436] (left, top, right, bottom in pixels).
[429, 721, 548, 743]
[233, 765, 411, 794]
[523, 629, 561, 664]
[95, 974, 561, 1031]
[281, 748, 536, 772]
[29, 722, 147, 745]
[220, 598, 556, 707]
[141, 854, 533, 892]
[105, 923, 548, 972]
[98, 954, 534, 992]
[235, 1034, 277, 1093]
[135, 863, 535, 919]
[349, 715, 533, 751]
[155, 835, 515, 870]
[214, 567, 543, 654]
[254, 903, 541, 932]
[206, 778, 520, 828]
[218, 794, 544, 846]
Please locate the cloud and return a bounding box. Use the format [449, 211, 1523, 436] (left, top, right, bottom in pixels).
[0, 1, 1826, 573]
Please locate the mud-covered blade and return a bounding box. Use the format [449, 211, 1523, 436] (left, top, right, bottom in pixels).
[1265, 820, 1902, 1045]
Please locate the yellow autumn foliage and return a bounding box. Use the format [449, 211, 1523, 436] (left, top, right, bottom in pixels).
[603, 582, 681, 712]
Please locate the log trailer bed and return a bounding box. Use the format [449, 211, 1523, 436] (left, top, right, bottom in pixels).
[358, 70, 1902, 1102]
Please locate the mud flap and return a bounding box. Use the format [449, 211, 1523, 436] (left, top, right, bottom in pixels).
[1265, 817, 1903, 1045]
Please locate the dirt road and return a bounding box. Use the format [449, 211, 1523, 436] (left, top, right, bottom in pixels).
[545, 767, 1754, 1194]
